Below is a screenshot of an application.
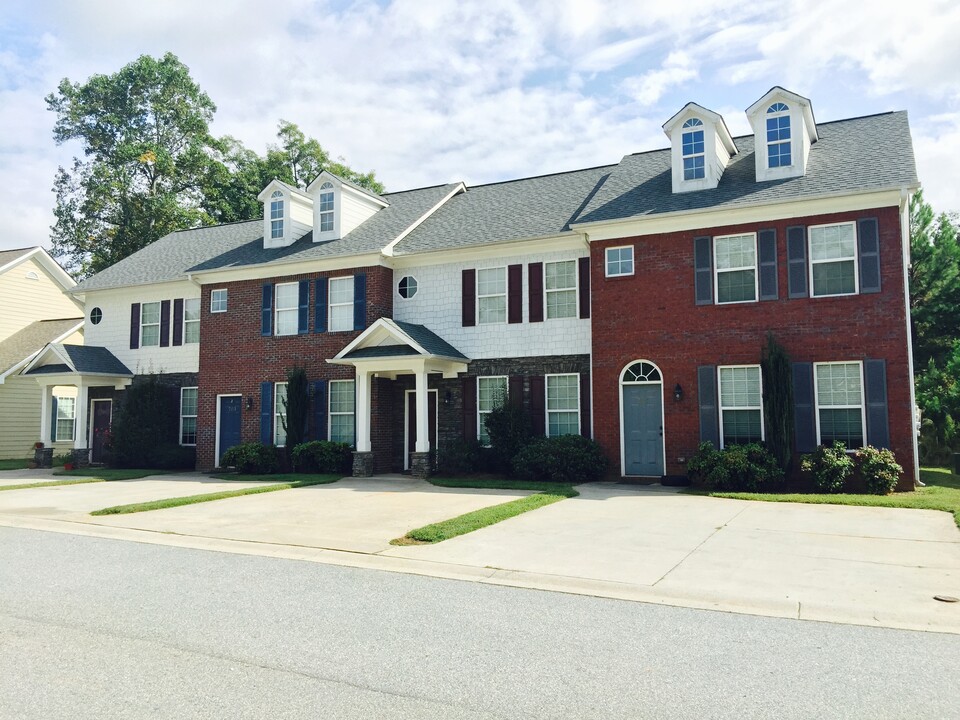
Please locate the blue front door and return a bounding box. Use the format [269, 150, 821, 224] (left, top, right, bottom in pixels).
[218, 396, 242, 465]
[623, 384, 664, 476]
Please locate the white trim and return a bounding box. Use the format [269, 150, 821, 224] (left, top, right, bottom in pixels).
[397, 274, 419, 300]
[402, 388, 438, 470]
[900, 189, 920, 484]
[328, 379, 356, 445]
[544, 259, 578, 320]
[274, 281, 300, 336]
[717, 365, 764, 448]
[545, 373, 581, 437]
[327, 276, 355, 333]
[604, 245, 634, 277]
[813, 361, 867, 449]
[54, 394, 76, 443]
[179, 387, 198, 447]
[182, 298, 200, 344]
[139, 301, 161, 347]
[382, 182, 466, 257]
[476, 375, 508, 445]
[713, 232, 759, 305]
[808, 221, 859, 298]
[0, 247, 77, 295]
[210, 288, 228, 313]
[390, 232, 587, 268]
[618, 360, 666, 478]
[215, 393, 243, 467]
[89, 398, 113, 458]
[476, 265, 507, 325]
[0, 320, 83, 384]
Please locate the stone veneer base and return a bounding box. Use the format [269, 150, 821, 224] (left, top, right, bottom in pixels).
[352, 451, 375, 477]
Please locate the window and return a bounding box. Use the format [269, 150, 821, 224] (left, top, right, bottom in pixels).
[545, 260, 577, 319]
[329, 380, 356, 445]
[274, 282, 299, 336]
[605, 246, 634, 277]
[477, 376, 507, 445]
[270, 190, 284, 239]
[809, 222, 858, 297]
[210, 289, 227, 313]
[766, 103, 791, 168]
[815, 362, 865, 448]
[398, 276, 418, 299]
[55, 396, 75, 442]
[546, 374, 579, 437]
[714, 233, 758, 304]
[89, 307, 103, 325]
[274, 382, 288, 446]
[318, 182, 335, 232]
[718, 366, 763, 447]
[682, 117, 705, 181]
[328, 277, 354, 332]
[477, 267, 506, 324]
[183, 298, 200, 344]
[180, 387, 198, 446]
[140, 302, 160, 347]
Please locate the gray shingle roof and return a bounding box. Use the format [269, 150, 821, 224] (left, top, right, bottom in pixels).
[0, 247, 35, 270]
[393, 321, 468, 359]
[0, 318, 83, 374]
[343, 345, 421, 359]
[24, 344, 133, 376]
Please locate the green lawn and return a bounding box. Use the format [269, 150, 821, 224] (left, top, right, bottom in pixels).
[54, 468, 172, 481]
[0, 478, 107, 492]
[0, 459, 33, 471]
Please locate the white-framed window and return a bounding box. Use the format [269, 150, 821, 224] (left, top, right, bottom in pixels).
[210, 289, 228, 314]
[328, 276, 354, 332]
[183, 298, 200, 344]
[605, 246, 634, 277]
[545, 260, 577, 319]
[766, 102, 791, 168]
[477, 267, 506, 324]
[398, 276, 418, 299]
[274, 382, 288, 447]
[682, 117, 705, 181]
[180, 387, 198, 446]
[546, 374, 579, 437]
[809, 222, 858, 297]
[140, 301, 160, 347]
[718, 366, 763, 447]
[477, 376, 507, 446]
[274, 282, 299, 336]
[90, 307, 103, 325]
[270, 190, 284, 239]
[329, 379, 356, 446]
[317, 182, 335, 233]
[814, 362, 865, 448]
[55, 396, 76, 442]
[714, 233, 758, 304]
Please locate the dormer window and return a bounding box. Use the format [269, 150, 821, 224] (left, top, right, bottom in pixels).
[766, 103, 792, 168]
[318, 182, 335, 232]
[682, 118, 705, 180]
[270, 191, 284, 239]
[746, 87, 818, 183]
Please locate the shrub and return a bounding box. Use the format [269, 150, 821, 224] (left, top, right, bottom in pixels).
[220, 442, 280, 474]
[511, 435, 607, 484]
[108, 375, 180, 468]
[290, 441, 352, 475]
[686, 442, 783, 492]
[801, 442, 854, 493]
[855, 446, 903, 495]
[151, 444, 196, 470]
[436, 438, 483, 475]
[484, 402, 533, 473]
[53, 453, 73, 466]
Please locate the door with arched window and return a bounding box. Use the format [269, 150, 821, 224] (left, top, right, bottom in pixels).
[620, 360, 665, 476]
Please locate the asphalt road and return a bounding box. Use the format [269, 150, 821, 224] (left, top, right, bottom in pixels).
[1, 526, 958, 719]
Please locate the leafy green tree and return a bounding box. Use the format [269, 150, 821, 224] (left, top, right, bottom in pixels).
[761, 334, 794, 471]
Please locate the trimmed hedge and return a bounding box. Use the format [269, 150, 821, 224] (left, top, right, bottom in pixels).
[291, 441, 353, 475]
[687, 442, 783, 493]
[220, 442, 280, 474]
[801, 442, 854, 493]
[511, 435, 608, 484]
[855, 446, 903, 495]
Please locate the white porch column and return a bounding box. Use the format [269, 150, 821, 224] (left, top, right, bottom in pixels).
[415, 365, 430, 452]
[39, 384, 54, 445]
[355, 370, 372, 453]
[74, 381, 89, 452]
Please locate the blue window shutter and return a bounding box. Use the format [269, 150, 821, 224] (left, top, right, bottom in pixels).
[787, 226, 808, 298]
[758, 229, 778, 301]
[864, 359, 890, 448]
[353, 273, 367, 331]
[858, 218, 881, 294]
[312, 380, 328, 441]
[260, 382, 273, 444]
[792, 362, 816, 452]
[261, 284, 273, 336]
[298, 280, 309, 334]
[694, 237, 713, 305]
[129, 303, 140, 349]
[697, 365, 719, 448]
[315, 278, 328, 333]
[51, 397, 58, 442]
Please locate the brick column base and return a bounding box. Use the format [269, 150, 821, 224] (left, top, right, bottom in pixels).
[410, 452, 432, 479]
[352, 451, 375, 477]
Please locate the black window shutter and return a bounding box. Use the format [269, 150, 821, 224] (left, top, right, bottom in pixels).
[864, 359, 890, 448]
[129, 303, 140, 349]
[758, 229, 778, 301]
[578, 257, 591, 319]
[312, 380, 328, 441]
[792, 362, 817, 452]
[159, 300, 171, 347]
[353, 273, 367, 331]
[261, 284, 273, 336]
[51, 397, 58, 442]
[462, 270, 476, 327]
[579, 372, 591, 438]
[462, 376, 477, 440]
[858, 218, 881, 294]
[298, 280, 310, 334]
[694, 236, 713, 305]
[787, 226, 808, 298]
[507, 264, 523, 324]
[260, 382, 273, 444]
[508, 376, 524, 409]
[172, 299, 184, 346]
[697, 365, 719, 448]
[315, 278, 328, 333]
[528, 263, 544, 322]
[528, 375, 545, 435]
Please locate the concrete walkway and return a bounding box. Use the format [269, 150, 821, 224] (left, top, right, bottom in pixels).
[0, 472, 957, 634]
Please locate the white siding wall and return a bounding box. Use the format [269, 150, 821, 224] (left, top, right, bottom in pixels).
[82, 281, 200, 374]
[0, 258, 81, 340]
[340, 192, 381, 238]
[393, 249, 591, 359]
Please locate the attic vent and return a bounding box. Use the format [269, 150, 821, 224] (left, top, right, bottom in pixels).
[25, 271, 39, 280]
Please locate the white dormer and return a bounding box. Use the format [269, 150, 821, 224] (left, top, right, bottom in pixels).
[306, 171, 388, 243]
[746, 87, 818, 182]
[257, 180, 314, 249]
[662, 103, 738, 194]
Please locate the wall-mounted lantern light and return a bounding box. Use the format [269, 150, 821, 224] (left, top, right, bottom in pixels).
[673, 383, 683, 402]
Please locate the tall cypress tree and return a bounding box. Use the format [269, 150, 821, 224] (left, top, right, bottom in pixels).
[761, 334, 794, 470]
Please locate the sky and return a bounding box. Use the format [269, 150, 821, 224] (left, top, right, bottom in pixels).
[1, 0, 959, 252]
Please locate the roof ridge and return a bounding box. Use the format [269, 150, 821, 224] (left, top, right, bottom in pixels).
[464, 163, 619, 190]
[381, 182, 460, 197]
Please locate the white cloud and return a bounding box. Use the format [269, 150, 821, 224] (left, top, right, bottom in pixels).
[621, 51, 698, 106]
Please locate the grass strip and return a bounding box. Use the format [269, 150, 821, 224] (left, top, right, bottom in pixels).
[425, 476, 578, 494]
[90, 475, 339, 515]
[393, 487, 578, 545]
[54, 469, 171, 481]
[0, 478, 106, 492]
[0, 459, 32, 471]
[210, 473, 324, 482]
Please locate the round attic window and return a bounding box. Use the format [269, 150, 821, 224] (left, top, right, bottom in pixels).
[90, 307, 103, 325]
[398, 276, 418, 299]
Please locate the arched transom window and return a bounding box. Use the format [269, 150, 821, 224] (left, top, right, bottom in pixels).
[318, 181, 335, 232]
[766, 103, 791, 168]
[681, 118, 705, 181]
[270, 190, 284, 239]
[623, 361, 662, 383]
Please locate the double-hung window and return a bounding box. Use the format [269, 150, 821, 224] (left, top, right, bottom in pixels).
[270, 190, 284, 239]
[328, 277, 354, 332]
[546, 374, 579, 437]
[183, 298, 200, 344]
[180, 387, 198, 446]
[55, 396, 76, 442]
[718, 366, 763, 447]
[477, 376, 507, 446]
[140, 302, 160, 347]
[274, 282, 299, 336]
[329, 380, 356, 446]
[766, 103, 791, 168]
[477, 268, 506, 324]
[605, 246, 634, 277]
[714, 233, 758, 304]
[545, 261, 577, 319]
[274, 382, 288, 447]
[682, 118, 705, 180]
[815, 362, 865, 448]
[809, 222, 858, 297]
[317, 182, 335, 232]
[210, 289, 227, 313]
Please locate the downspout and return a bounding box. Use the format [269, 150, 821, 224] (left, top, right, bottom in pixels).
[900, 187, 921, 487]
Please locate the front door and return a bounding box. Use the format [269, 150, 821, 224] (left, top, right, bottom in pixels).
[91, 400, 112, 463]
[218, 395, 242, 466]
[623, 384, 664, 476]
[405, 390, 437, 470]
